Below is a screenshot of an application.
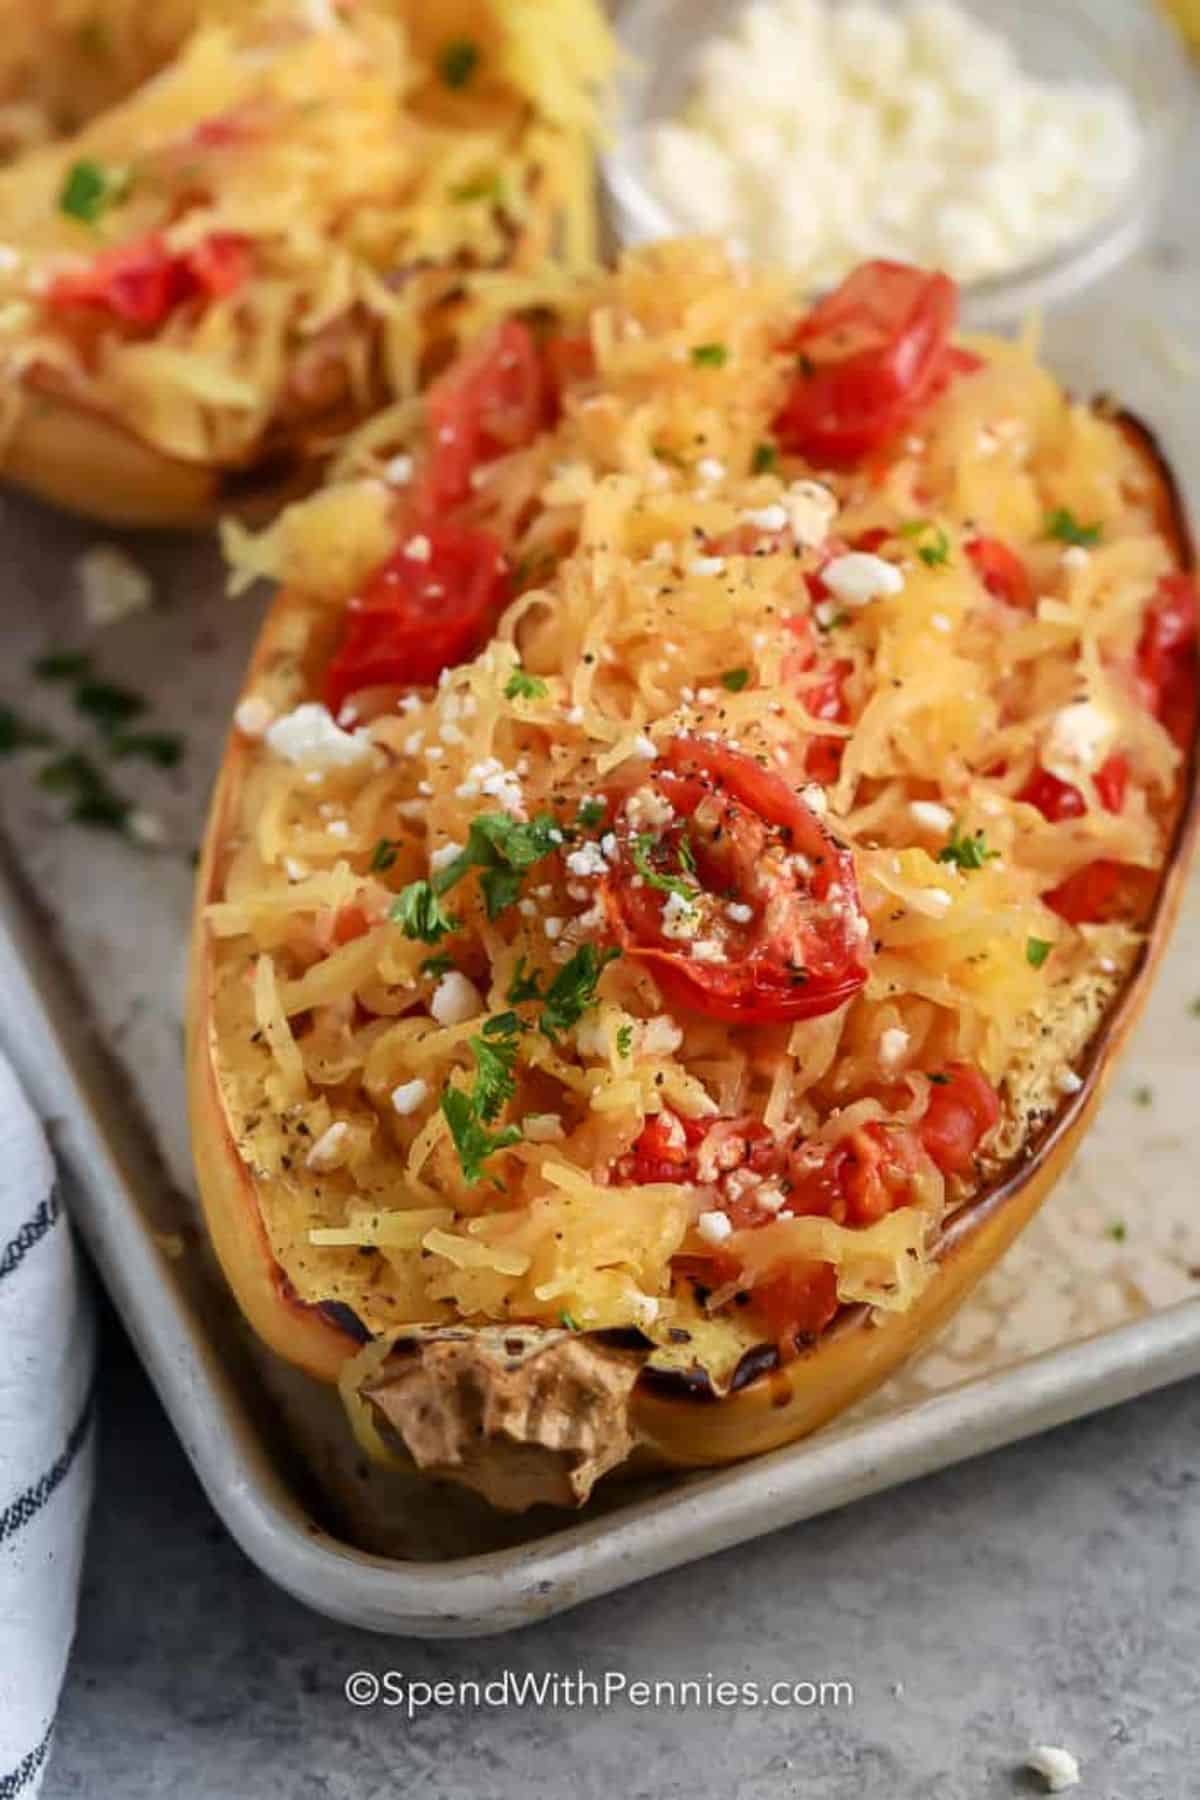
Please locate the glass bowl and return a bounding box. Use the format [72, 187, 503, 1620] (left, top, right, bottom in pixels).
[602, 0, 1191, 326]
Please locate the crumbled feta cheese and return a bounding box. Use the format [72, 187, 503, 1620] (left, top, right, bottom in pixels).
[1058, 1068, 1084, 1096]
[696, 1209, 733, 1246]
[879, 1027, 910, 1069]
[384, 453, 413, 486]
[691, 938, 725, 962]
[390, 1078, 430, 1116]
[910, 799, 954, 833]
[641, 1015, 684, 1057]
[725, 901, 754, 924]
[783, 480, 838, 548]
[802, 783, 828, 817]
[235, 695, 275, 739]
[429, 841, 462, 874]
[742, 502, 788, 533]
[1061, 545, 1090, 571]
[76, 544, 153, 626]
[930, 612, 952, 633]
[1024, 1746, 1080, 1792]
[696, 457, 725, 484]
[430, 971, 482, 1026]
[1044, 700, 1116, 779]
[821, 552, 905, 606]
[632, 733, 658, 761]
[566, 842, 609, 879]
[524, 1113, 564, 1142]
[455, 756, 525, 815]
[661, 890, 699, 941]
[690, 556, 726, 578]
[326, 819, 350, 839]
[626, 786, 674, 829]
[544, 917, 564, 941]
[306, 1121, 349, 1172]
[284, 857, 308, 882]
[404, 534, 432, 562]
[266, 703, 376, 771]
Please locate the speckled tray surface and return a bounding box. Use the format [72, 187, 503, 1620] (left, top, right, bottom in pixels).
[1, 209, 1199, 1631]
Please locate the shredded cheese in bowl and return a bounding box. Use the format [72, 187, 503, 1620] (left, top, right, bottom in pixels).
[207, 239, 1193, 1378]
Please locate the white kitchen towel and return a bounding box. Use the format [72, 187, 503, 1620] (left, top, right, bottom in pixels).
[0, 1053, 96, 1799]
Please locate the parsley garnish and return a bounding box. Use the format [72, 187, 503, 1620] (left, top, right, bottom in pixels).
[690, 343, 728, 368]
[391, 880, 457, 943]
[721, 668, 751, 693]
[0, 707, 55, 758]
[900, 519, 951, 567]
[438, 38, 480, 88]
[616, 1024, 633, 1058]
[108, 730, 183, 769]
[1107, 1221, 1127, 1243]
[1026, 937, 1052, 969]
[1045, 508, 1102, 548]
[751, 441, 778, 475]
[576, 798, 607, 829]
[559, 1310, 581, 1331]
[37, 751, 130, 830]
[632, 832, 698, 905]
[370, 837, 400, 873]
[539, 943, 621, 1043]
[936, 823, 1000, 872]
[440, 1019, 526, 1182]
[440, 1087, 521, 1186]
[74, 679, 145, 734]
[504, 667, 548, 702]
[506, 956, 544, 1005]
[60, 159, 132, 224]
[32, 650, 92, 682]
[468, 1024, 520, 1122]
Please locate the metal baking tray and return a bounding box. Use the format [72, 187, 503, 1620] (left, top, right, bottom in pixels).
[2, 229, 1199, 1633]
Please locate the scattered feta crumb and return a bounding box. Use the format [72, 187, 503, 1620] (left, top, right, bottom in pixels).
[77, 544, 153, 626]
[430, 970, 482, 1026]
[910, 799, 954, 833]
[566, 842, 609, 879]
[930, 612, 952, 633]
[641, 1015, 684, 1057]
[743, 502, 788, 533]
[879, 1026, 910, 1069]
[1024, 1746, 1080, 1792]
[326, 819, 350, 839]
[384, 453, 413, 486]
[390, 1078, 430, 1116]
[1058, 1068, 1084, 1095]
[1061, 545, 1090, 571]
[725, 901, 754, 924]
[802, 783, 828, 817]
[690, 556, 726, 578]
[404, 534, 432, 562]
[822, 552, 905, 606]
[626, 786, 674, 829]
[429, 841, 462, 874]
[697, 1209, 733, 1246]
[235, 695, 275, 739]
[306, 1121, 349, 1172]
[691, 938, 725, 962]
[661, 890, 700, 941]
[1044, 700, 1116, 779]
[544, 916, 564, 941]
[783, 480, 838, 548]
[696, 457, 725, 484]
[524, 1113, 564, 1142]
[265, 703, 376, 771]
[632, 733, 658, 761]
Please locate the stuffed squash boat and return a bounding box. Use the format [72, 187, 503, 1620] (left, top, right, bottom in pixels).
[0, 0, 613, 526]
[190, 244, 1198, 1512]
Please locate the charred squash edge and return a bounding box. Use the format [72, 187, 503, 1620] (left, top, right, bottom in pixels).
[185, 406, 1199, 1475]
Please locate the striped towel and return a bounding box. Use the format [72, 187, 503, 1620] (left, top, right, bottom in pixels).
[0, 1054, 96, 1799]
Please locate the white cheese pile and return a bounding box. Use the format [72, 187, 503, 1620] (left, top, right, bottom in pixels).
[645, 0, 1142, 286]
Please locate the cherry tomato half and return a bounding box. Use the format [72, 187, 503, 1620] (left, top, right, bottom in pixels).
[967, 536, 1034, 610]
[1019, 751, 1129, 823]
[417, 319, 552, 514]
[773, 261, 961, 468]
[918, 1063, 1001, 1176]
[46, 230, 250, 327]
[1137, 572, 1198, 749]
[602, 737, 870, 1024]
[323, 524, 509, 716]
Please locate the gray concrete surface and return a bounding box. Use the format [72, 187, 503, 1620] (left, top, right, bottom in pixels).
[40, 1301, 1200, 1799]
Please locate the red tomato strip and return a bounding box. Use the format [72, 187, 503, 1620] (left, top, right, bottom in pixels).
[967, 536, 1033, 609]
[46, 230, 250, 327]
[417, 320, 553, 514]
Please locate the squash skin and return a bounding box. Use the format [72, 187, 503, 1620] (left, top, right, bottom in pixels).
[186, 409, 1199, 1477]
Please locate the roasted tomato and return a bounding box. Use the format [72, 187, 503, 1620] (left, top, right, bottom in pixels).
[46, 230, 250, 328]
[773, 261, 960, 467]
[967, 535, 1033, 610]
[1044, 860, 1125, 925]
[1137, 572, 1198, 749]
[750, 1262, 840, 1349]
[602, 737, 870, 1023]
[918, 1063, 1001, 1175]
[418, 319, 552, 513]
[1019, 751, 1129, 822]
[323, 524, 509, 716]
[782, 613, 853, 783]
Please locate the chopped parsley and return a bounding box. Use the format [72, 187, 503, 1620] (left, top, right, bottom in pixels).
[506, 956, 544, 1005]
[721, 667, 751, 693]
[616, 1024, 633, 1058]
[504, 666, 548, 702]
[1025, 936, 1052, 969]
[900, 519, 951, 567]
[0, 706, 55, 758]
[751, 441, 778, 475]
[440, 1087, 521, 1187]
[539, 943, 621, 1043]
[576, 797, 607, 829]
[690, 342, 728, 368]
[1045, 508, 1102, 548]
[632, 832, 698, 905]
[370, 837, 400, 873]
[108, 730, 183, 769]
[468, 1024, 520, 1122]
[449, 172, 502, 204]
[559, 1310, 581, 1331]
[32, 650, 92, 682]
[390, 880, 457, 943]
[438, 38, 480, 88]
[74, 679, 146, 734]
[59, 158, 132, 224]
[1107, 1221, 1127, 1243]
[440, 1018, 527, 1183]
[936, 823, 1000, 872]
[37, 751, 130, 830]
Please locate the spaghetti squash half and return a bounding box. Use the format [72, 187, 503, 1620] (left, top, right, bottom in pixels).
[192, 244, 1198, 1510]
[0, 0, 614, 525]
